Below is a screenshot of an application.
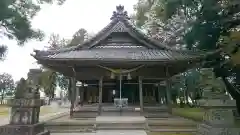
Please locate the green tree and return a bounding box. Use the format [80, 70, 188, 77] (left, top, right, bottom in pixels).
[69, 28, 88, 47]
[15, 78, 28, 98]
[39, 69, 57, 98]
[163, 0, 240, 111]
[134, 0, 240, 111]
[0, 73, 14, 104]
[0, 0, 66, 60]
[39, 28, 90, 99]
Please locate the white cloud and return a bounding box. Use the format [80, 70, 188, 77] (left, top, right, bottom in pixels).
[0, 0, 137, 81]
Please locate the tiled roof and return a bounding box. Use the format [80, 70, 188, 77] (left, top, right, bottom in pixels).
[36, 48, 201, 61]
[33, 5, 217, 63]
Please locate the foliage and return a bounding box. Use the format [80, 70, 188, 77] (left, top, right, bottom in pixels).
[170, 68, 202, 105]
[69, 28, 88, 47]
[198, 68, 226, 93]
[15, 78, 28, 98]
[161, 0, 240, 111]
[38, 28, 90, 97]
[134, 0, 240, 52]
[0, 46, 7, 60]
[47, 34, 70, 50]
[56, 74, 69, 90]
[133, 0, 240, 110]
[134, 0, 155, 27]
[38, 69, 57, 98]
[0, 0, 66, 60]
[0, 73, 14, 102]
[134, 0, 193, 49]
[172, 107, 204, 122]
[220, 31, 240, 66]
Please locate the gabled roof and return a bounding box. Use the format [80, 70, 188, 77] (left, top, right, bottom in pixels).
[33, 5, 218, 63]
[38, 5, 173, 54]
[77, 5, 171, 50]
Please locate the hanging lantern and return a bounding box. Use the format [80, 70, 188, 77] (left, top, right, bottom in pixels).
[127, 73, 132, 80]
[110, 72, 115, 79]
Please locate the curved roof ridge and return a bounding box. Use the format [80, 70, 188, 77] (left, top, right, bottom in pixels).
[34, 5, 219, 57]
[121, 19, 172, 50]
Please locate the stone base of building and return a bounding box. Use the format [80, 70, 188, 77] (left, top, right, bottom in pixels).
[72, 105, 171, 118]
[197, 123, 239, 135]
[0, 123, 50, 135]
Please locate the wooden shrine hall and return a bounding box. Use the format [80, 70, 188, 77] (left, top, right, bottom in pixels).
[33, 5, 215, 118]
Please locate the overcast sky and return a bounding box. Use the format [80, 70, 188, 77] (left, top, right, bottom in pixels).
[0, 0, 137, 81]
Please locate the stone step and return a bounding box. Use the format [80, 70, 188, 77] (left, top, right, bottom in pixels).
[72, 110, 98, 118]
[147, 121, 197, 126]
[96, 123, 146, 130]
[146, 117, 197, 132]
[147, 124, 197, 128]
[148, 128, 197, 132]
[49, 128, 95, 133]
[45, 123, 96, 133]
[36, 130, 50, 135]
[144, 113, 172, 118]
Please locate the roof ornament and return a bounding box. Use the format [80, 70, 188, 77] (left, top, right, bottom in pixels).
[111, 5, 130, 20]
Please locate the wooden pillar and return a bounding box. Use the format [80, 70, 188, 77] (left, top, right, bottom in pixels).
[139, 76, 143, 113]
[87, 88, 90, 103]
[75, 86, 80, 106]
[98, 77, 103, 115]
[158, 84, 161, 104]
[165, 66, 172, 112]
[166, 81, 171, 105]
[70, 77, 76, 118]
[80, 86, 84, 103]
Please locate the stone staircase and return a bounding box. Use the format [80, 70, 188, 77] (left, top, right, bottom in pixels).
[95, 116, 146, 130]
[44, 107, 198, 133]
[45, 117, 96, 133]
[147, 117, 197, 133]
[143, 106, 172, 118]
[46, 116, 147, 132]
[96, 122, 146, 130]
[72, 106, 98, 118]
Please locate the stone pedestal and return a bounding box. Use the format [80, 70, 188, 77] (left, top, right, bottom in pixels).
[0, 91, 50, 135]
[197, 99, 240, 135]
[0, 69, 50, 135]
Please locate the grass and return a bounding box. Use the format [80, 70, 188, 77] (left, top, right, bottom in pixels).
[0, 105, 57, 117]
[172, 107, 204, 122]
[171, 107, 240, 127]
[147, 132, 193, 135]
[39, 106, 57, 115]
[0, 105, 10, 116]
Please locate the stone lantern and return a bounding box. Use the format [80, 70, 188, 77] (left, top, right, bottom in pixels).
[196, 88, 240, 135]
[0, 69, 50, 135]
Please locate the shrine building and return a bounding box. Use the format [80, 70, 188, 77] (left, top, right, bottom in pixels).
[32, 5, 216, 118]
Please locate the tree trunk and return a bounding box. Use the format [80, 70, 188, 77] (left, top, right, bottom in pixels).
[68, 78, 72, 101]
[51, 90, 55, 99]
[1, 94, 3, 105]
[185, 89, 189, 104]
[48, 98, 50, 105]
